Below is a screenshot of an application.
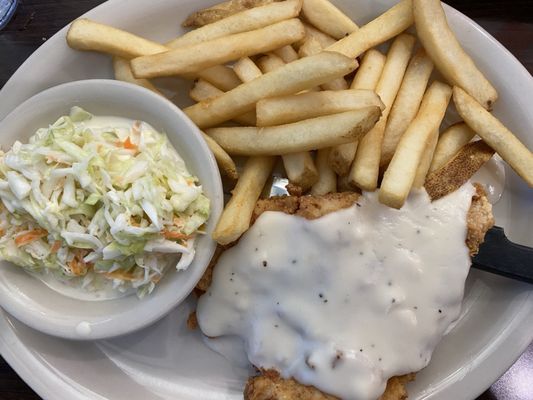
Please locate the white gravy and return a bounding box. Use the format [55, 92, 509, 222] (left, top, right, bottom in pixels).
[197, 184, 476, 400]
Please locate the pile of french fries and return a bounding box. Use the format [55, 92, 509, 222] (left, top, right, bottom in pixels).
[66, 0, 533, 245]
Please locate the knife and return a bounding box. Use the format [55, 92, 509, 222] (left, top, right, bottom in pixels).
[472, 226, 533, 284]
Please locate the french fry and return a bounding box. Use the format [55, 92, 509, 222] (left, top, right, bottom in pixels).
[131, 19, 305, 78]
[380, 49, 434, 166]
[184, 51, 358, 128]
[200, 132, 239, 181]
[283, 152, 319, 191]
[67, 19, 244, 92]
[273, 45, 299, 63]
[256, 89, 384, 126]
[322, 77, 348, 91]
[350, 49, 386, 90]
[350, 34, 415, 191]
[212, 156, 275, 245]
[67, 19, 168, 58]
[412, 128, 439, 188]
[329, 49, 385, 175]
[413, 0, 498, 109]
[298, 37, 325, 58]
[233, 57, 263, 82]
[311, 148, 337, 195]
[195, 65, 242, 91]
[189, 80, 256, 125]
[327, 0, 414, 58]
[425, 141, 495, 200]
[183, 0, 279, 28]
[253, 54, 319, 190]
[303, 23, 336, 48]
[112, 57, 163, 95]
[256, 53, 286, 73]
[453, 86, 533, 186]
[206, 108, 381, 155]
[301, 0, 358, 39]
[429, 122, 476, 173]
[167, 0, 302, 48]
[379, 81, 452, 209]
[189, 79, 224, 102]
[297, 36, 348, 91]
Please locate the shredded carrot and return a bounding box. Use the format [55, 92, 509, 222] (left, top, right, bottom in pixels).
[123, 137, 138, 151]
[151, 274, 162, 284]
[104, 270, 140, 281]
[67, 249, 92, 276]
[163, 230, 190, 240]
[50, 240, 62, 253]
[15, 229, 48, 247]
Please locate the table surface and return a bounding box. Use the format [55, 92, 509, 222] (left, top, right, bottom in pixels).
[0, 0, 532, 399]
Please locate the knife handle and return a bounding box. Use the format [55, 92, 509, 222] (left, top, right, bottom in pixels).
[472, 226, 533, 284]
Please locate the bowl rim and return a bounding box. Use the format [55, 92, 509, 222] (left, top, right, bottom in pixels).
[0, 78, 224, 340]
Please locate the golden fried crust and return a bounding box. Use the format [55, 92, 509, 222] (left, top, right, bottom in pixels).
[187, 312, 199, 330]
[378, 374, 416, 400]
[244, 370, 415, 400]
[196, 245, 225, 293]
[244, 370, 338, 400]
[252, 195, 300, 224]
[297, 192, 360, 220]
[466, 183, 494, 256]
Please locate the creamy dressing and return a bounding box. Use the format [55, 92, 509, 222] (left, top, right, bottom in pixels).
[32, 270, 134, 301]
[197, 184, 476, 400]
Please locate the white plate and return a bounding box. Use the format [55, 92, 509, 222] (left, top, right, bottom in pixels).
[1, 0, 532, 399]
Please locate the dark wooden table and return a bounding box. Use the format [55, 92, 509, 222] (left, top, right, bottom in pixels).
[0, 1, 532, 399]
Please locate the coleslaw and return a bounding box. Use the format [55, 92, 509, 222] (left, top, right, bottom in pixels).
[0, 107, 210, 298]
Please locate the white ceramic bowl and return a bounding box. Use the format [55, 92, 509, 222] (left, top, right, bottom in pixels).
[0, 79, 223, 340]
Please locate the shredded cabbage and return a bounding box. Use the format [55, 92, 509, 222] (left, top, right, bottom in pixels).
[0, 107, 209, 298]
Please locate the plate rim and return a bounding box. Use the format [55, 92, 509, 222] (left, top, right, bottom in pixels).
[1, 0, 532, 399]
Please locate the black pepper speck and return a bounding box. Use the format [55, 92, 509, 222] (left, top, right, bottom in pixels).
[262, 260, 268, 267]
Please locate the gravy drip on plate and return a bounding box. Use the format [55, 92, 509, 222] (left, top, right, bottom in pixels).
[197, 184, 475, 400]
